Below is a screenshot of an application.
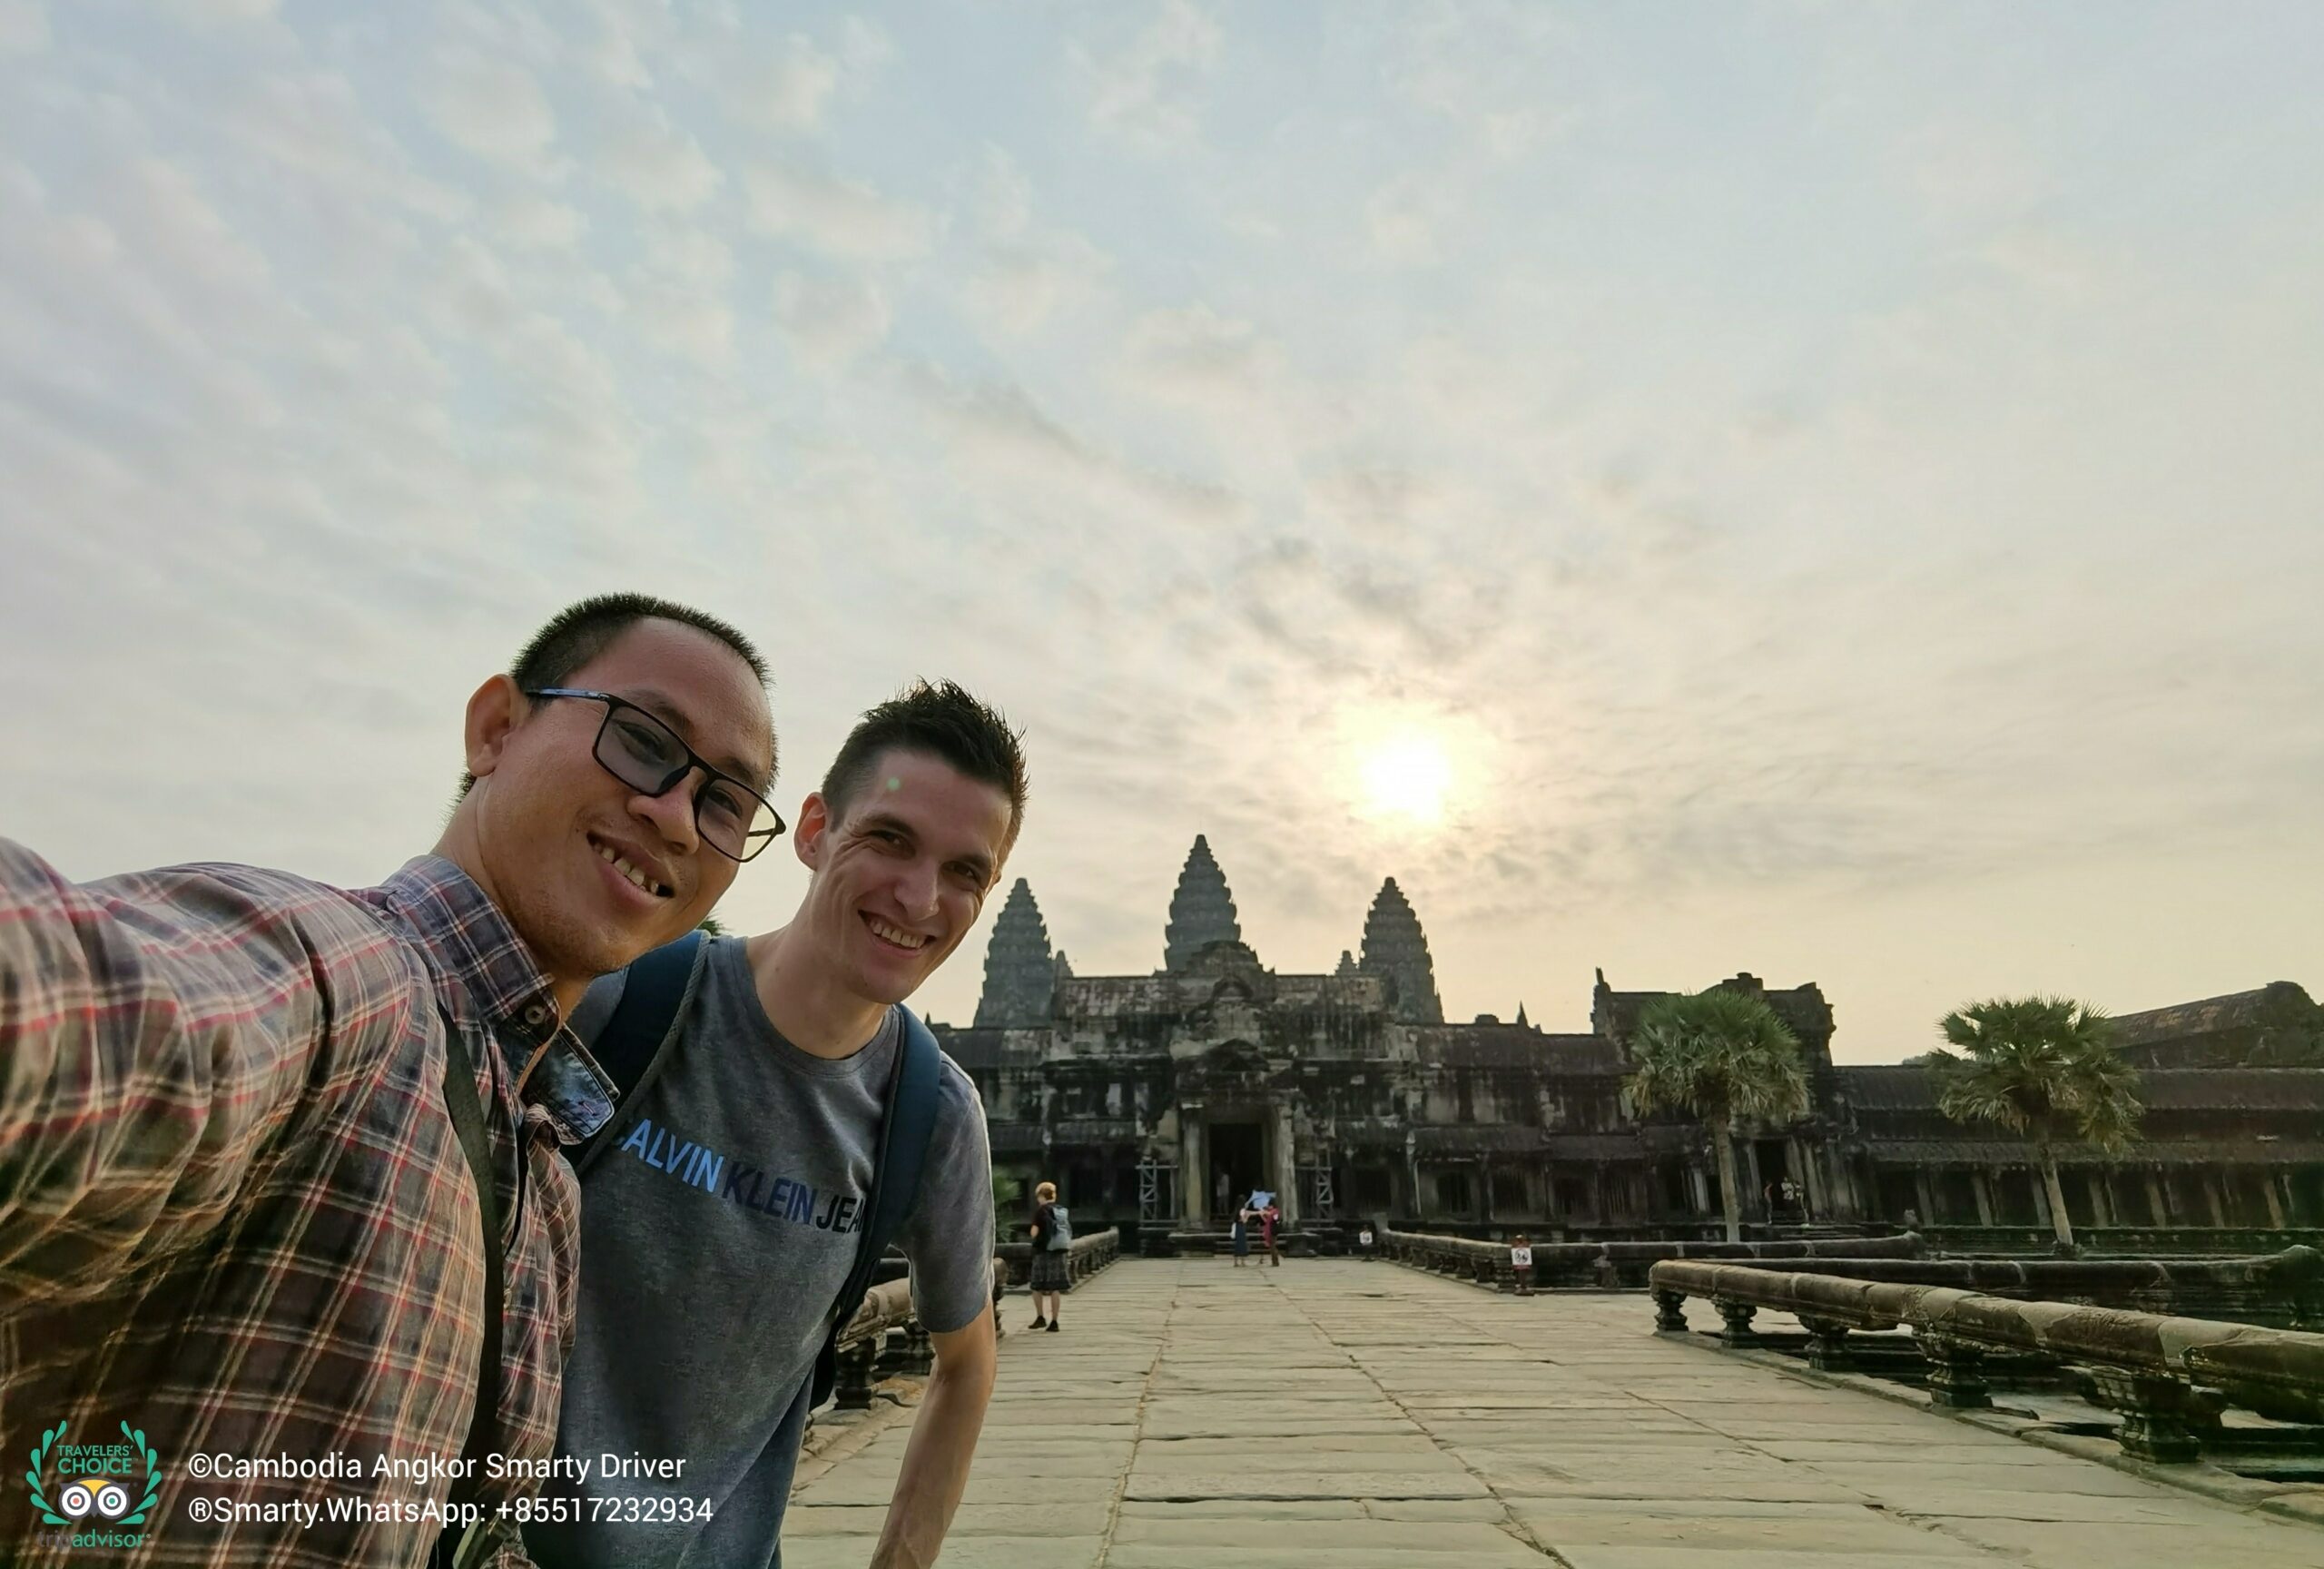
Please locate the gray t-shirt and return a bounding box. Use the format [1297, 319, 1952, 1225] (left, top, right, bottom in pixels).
[526, 936, 995, 1568]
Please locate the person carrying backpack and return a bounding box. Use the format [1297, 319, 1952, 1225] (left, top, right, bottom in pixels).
[520, 683, 1027, 1569]
[1029, 1179, 1070, 1330]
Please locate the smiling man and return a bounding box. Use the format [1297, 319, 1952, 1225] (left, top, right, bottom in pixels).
[0, 594, 777, 1569]
[527, 681, 1020, 1569]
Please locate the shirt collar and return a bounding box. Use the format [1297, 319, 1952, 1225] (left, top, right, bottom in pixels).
[369, 855, 615, 1144]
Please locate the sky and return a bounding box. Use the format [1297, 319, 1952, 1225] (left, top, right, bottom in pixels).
[3, 1, 2320, 1063]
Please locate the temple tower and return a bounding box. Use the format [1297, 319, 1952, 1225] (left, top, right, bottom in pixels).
[1163, 834, 1242, 972]
[1334, 950, 1358, 978]
[973, 878, 1056, 1026]
[1359, 876, 1443, 1023]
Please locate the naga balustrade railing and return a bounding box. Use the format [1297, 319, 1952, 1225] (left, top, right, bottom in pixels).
[994, 1225, 1122, 1288]
[1648, 1258, 2324, 1465]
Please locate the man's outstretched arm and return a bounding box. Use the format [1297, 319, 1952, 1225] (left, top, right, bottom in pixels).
[0, 843, 394, 1298]
[870, 1308, 999, 1569]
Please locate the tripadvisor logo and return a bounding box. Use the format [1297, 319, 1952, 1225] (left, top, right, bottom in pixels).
[25, 1420, 163, 1547]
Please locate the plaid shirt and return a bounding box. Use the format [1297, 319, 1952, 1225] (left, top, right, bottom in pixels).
[0, 841, 615, 1568]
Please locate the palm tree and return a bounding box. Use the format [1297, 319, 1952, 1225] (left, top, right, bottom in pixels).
[1627, 988, 1810, 1243]
[1925, 996, 2141, 1254]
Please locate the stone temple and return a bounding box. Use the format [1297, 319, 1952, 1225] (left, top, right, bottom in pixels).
[938, 837, 2324, 1238]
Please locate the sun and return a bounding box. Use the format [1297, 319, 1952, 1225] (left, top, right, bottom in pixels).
[1358, 731, 1452, 825]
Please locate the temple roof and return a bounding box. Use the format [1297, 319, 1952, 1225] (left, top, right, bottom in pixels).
[1863, 1137, 2324, 1168]
[1164, 835, 1243, 972]
[1837, 1064, 2324, 1112]
[929, 1025, 1009, 1070]
[1415, 1028, 1623, 1071]
[1593, 970, 1835, 1045]
[2112, 982, 2318, 1042]
[1359, 876, 1443, 1024]
[973, 877, 1055, 1028]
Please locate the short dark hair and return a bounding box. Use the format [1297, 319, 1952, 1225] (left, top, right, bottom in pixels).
[820, 679, 1028, 860]
[458, 594, 773, 796]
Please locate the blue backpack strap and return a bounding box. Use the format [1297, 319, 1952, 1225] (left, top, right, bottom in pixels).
[811, 1006, 942, 1406]
[576, 931, 705, 1170]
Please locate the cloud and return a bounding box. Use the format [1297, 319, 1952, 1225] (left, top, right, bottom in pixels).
[158, 0, 279, 21]
[1384, 2, 1576, 160]
[677, 18, 887, 132]
[0, 0, 47, 54]
[626, 229, 735, 366]
[966, 233, 1113, 336]
[910, 370, 1240, 535]
[773, 271, 891, 370]
[1071, 0, 1222, 151]
[594, 96, 723, 211]
[957, 147, 1115, 335]
[500, 194, 587, 250]
[1365, 173, 1448, 266]
[746, 161, 931, 261]
[1122, 303, 1266, 393]
[752, 33, 841, 129]
[425, 48, 560, 177]
[7, 2, 2322, 1051]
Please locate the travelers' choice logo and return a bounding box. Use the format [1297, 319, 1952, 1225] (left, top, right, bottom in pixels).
[26, 1421, 163, 1533]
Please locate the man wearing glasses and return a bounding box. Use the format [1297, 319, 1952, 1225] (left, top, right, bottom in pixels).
[527, 681, 1021, 1569]
[0, 594, 780, 1569]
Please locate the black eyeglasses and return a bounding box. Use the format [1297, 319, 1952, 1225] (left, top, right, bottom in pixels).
[526, 688, 783, 863]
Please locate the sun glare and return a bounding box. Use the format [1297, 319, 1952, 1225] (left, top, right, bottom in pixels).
[1359, 732, 1453, 825]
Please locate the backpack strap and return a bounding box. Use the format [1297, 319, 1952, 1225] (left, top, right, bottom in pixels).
[810, 1006, 942, 1407]
[432, 1024, 503, 1569]
[575, 931, 707, 1172]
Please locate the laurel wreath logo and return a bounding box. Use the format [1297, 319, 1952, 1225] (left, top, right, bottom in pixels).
[22, 1418, 163, 1529]
[117, 1421, 164, 1527]
[24, 1422, 67, 1527]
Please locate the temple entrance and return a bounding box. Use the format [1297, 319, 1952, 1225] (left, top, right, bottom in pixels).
[1754, 1140, 1797, 1220]
[1208, 1119, 1266, 1219]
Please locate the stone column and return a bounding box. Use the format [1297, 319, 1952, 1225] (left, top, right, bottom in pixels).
[1796, 1140, 1827, 1219]
[1405, 1131, 1423, 1226]
[2260, 1170, 2287, 1229]
[2090, 1175, 2114, 1229]
[1689, 1165, 1712, 1217]
[2204, 1174, 2229, 1228]
[1915, 1169, 1938, 1225]
[1274, 1100, 1299, 1225]
[1179, 1107, 1206, 1227]
[2085, 1368, 2212, 1464]
[1713, 1299, 1758, 1346]
[1917, 1333, 1992, 1409]
[1797, 1315, 1854, 1372]
[1971, 1169, 1996, 1227]
[2145, 1171, 2170, 1228]
[2030, 1171, 2053, 1229]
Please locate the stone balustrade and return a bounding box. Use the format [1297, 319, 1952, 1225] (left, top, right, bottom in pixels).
[996, 1225, 1122, 1288]
[1374, 1227, 1926, 1290]
[1920, 1225, 2324, 1258]
[1648, 1258, 2324, 1465]
[828, 1258, 1012, 1410]
[1711, 1247, 2323, 1330]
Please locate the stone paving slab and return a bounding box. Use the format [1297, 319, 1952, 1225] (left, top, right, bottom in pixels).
[788, 1258, 2324, 1568]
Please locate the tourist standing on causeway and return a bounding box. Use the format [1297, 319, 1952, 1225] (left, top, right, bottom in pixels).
[1028, 1179, 1069, 1330]
[0, 594, 780, 1569]
[1232, 1202, 1253, 1266]
[523, 681, 1022, 1569]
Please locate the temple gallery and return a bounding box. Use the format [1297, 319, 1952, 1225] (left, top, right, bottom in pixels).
[940, 836, 2324, 1238]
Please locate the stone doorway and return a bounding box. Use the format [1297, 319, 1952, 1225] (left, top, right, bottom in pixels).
[1208, 1119, 1266, 1219]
